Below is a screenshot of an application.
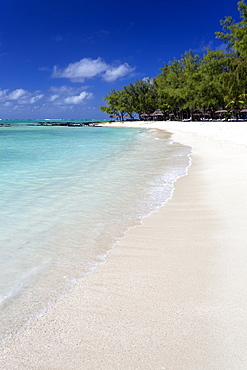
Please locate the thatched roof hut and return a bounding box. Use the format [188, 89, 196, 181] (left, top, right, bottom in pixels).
[150, 109, 165, 120]
[109, 114, 120, 120]
[139, 112, 150, 120]
[150, 109, 164, 117]
[215, 109, 227, 114]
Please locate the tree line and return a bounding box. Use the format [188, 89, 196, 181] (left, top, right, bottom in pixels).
[100, 0, 247, 121]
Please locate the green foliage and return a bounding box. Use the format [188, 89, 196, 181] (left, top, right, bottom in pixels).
[214, 0, 247, 107]
[215, 0, 247, 57]
[156, 49, 226, 116]
[101, 1, 247, 119]
[100, 89, 133, 120]
[101, 79, 157, 119]
[130, 78, 157, 114]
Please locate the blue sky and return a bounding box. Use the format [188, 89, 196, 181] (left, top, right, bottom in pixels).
[0, 0, 241, 119]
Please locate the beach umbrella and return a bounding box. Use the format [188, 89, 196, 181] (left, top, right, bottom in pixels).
[215, 109, 227, 113]
[150, 109, 164, 117]
[140, 113, 150, 120]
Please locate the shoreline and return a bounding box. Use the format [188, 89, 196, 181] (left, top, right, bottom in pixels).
[1, 121, 247, 369]
[104, 119, 247, 146]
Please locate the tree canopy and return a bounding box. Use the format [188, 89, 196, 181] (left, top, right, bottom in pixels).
[101, 1, 247, 120]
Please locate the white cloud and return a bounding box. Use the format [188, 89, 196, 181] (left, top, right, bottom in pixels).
[48, 85, 93, 105]
[52, 57, 135, 82]
[8, 88, 28, 100]
[0, 88, 45, 106]
[49, 85, 88, 95]
[64, 91, 93, 104]
[49, 94, 59, 102]
[30, 94, 44, 104]
[0, 89, 8, 100]
[4, 101, 12, 107]
[0, 83, 95, 118]
[102, 63, 134, 82]
[52, 58, 107, 82]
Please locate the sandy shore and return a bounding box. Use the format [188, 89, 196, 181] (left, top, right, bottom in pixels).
[1, 121, 247, 369]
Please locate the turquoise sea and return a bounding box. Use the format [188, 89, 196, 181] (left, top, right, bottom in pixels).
[0, 122, 191, 342]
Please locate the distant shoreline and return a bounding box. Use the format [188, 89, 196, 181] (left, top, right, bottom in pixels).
[0, 119, 106, 127]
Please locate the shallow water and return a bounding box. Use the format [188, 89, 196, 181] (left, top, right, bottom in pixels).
[0, 125, 191, 341]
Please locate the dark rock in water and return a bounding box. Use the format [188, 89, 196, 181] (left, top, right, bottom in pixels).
[37, 121, 102, 127]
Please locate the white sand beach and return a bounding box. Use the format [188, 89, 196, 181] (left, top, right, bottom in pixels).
[1, 120, 247, 369]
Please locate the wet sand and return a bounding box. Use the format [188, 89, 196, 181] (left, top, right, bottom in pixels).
[1, 121, 247, 369]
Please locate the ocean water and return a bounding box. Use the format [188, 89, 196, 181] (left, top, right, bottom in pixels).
[0, 124, 191, 342]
